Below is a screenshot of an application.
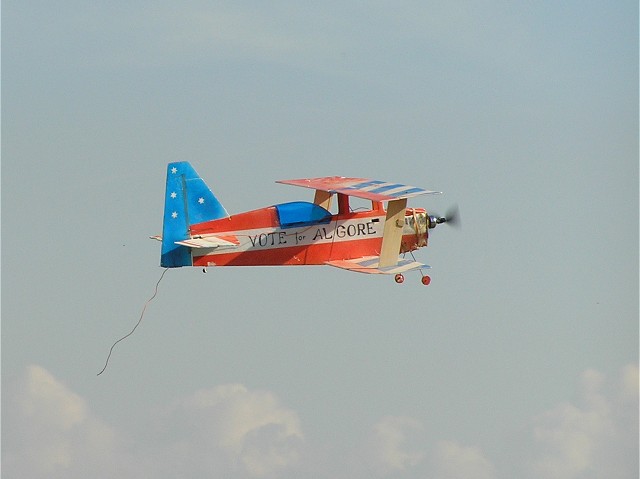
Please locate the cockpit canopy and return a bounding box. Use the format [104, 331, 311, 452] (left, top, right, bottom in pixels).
[275, 201, 332, 228]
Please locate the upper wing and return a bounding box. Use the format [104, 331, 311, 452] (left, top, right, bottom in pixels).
[276, 177, 441, 202]
[326, 256, 429, 275]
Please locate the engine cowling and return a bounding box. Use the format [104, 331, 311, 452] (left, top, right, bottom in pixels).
[402, 209, 428, 251]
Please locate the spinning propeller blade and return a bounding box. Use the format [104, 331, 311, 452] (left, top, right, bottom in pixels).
[435, 204, 461, 228]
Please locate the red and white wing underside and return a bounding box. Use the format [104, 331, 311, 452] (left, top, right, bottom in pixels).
[276, 177, 441, 202]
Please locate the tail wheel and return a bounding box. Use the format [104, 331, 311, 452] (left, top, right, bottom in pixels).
[394, 274, 405, 284]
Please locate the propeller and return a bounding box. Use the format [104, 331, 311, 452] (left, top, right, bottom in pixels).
[432, 204, 461, 229]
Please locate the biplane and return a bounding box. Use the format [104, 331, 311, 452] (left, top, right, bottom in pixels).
[152, 162, 457, 284]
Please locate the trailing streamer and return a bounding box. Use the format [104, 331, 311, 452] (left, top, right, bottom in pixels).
[97, 268, 169, 376]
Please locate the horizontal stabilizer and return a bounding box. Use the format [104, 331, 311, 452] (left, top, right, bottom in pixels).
[326, 256, 429, 275]
[175, 235, 239, 249]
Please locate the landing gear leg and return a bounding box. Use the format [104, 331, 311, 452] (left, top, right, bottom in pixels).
[394, 274, 405, 284]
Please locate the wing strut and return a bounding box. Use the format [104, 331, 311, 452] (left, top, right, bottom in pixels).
[313, 189, 332, 210]
[379, 198, 407, 268]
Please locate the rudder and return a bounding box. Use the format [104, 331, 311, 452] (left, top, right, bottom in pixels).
[161, 162, 229, 267]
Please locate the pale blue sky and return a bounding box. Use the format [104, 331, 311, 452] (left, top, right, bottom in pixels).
[3, 1, 638, 478]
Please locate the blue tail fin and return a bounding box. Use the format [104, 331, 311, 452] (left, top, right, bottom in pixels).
[161, 162, 229, 267]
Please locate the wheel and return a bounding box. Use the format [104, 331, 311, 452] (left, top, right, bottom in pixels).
[394, 274, 405, 284]
[421, 275, 431, 286]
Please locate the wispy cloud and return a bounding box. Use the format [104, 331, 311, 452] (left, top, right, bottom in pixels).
[360, 415, 426, 475]
[433, 440, 497, 479]
[3, 364, 637, 478]
[3, 366, 304, 478]
[529, 364, 639, 479]
[152, 383, 303, 478]
[3, 365, 124, 478]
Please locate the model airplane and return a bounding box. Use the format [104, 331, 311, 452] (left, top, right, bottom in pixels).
[151, 162, 458, 285]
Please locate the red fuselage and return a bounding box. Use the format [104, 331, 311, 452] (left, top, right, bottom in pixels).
[188, 199, 428, 268]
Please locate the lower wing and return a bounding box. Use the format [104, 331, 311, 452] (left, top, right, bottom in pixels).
[326, 256, 429, 275]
